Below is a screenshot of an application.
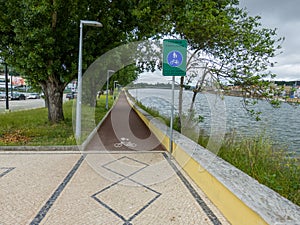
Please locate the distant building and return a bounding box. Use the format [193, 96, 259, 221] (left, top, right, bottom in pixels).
[295, 87, 300, 98]
[0, 74, 26, 90]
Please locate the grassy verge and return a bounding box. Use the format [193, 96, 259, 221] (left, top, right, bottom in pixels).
[0, 95, 113, 146]
[217, 133, 299, 206]
[137, 102, 300, 206]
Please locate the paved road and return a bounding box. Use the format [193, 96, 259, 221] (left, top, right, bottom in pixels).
[0, 98, 45, 113]
[0, 95, 68, 113]
[0, 92, 230, 224]
[85, 92, 165, 151]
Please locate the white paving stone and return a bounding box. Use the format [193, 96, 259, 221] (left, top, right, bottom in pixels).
[0, 151, 230, 225]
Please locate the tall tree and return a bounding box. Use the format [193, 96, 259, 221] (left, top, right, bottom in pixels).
[132, 0, 283, 128]
[179, 0, 283, 122]
[144, 0, 282, 126]
[0, 0, 283, 125]
[0, 0, 157, 122]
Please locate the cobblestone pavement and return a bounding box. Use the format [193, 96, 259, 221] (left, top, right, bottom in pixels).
[0, 151, 230, 225]
[1, 92, 230, 224]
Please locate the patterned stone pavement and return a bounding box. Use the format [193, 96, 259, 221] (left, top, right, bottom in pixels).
[0, 91, 231, 225]
[0, 151, 230, 225]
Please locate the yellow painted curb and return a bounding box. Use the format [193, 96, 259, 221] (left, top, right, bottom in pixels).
[172, 145, 268, 225]
[127, 94, 268, 225]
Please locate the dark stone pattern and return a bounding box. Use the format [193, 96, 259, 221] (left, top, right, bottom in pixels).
[0, 167, 15, 178]
[30, 155, 86, 225]
[92, 156, 161, 225]
[163, 152, 222, 225]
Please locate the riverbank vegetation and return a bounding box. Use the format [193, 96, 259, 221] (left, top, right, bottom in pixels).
[201, 132, 300, 206]
[0, 96, 113, 146]
[136, 101, 300, 206]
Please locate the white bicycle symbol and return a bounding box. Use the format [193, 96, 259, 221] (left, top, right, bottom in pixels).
[114, 137, 137, 148]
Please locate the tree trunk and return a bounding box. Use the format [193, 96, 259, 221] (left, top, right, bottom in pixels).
[42, 87, 49, 109]
[41, 81, 65, 123]
[188, 67, 209, 113]
[189, 90, 198, 112]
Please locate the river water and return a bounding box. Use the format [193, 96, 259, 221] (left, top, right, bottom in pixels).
[129, 88, 300, 156]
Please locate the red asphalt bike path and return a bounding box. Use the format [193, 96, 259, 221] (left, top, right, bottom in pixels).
[85, 91, 166, 151]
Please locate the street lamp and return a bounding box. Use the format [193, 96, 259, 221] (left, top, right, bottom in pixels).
[106, 70, 115, 110]
[4, 63, 9, 111]
[113, 80, 118, 99]
[75, 20, 103, 140]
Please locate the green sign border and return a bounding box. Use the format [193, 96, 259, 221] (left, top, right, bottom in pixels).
[163, 39, 187, 76]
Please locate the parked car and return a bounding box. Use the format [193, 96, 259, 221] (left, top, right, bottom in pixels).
[11, 92, 26, 100]
[27, 93, 40, 99]
[0, 92, 6, 100]
[66, 92, 76, 100]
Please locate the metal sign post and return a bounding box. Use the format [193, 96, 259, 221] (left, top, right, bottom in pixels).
[4, 64, 9, 111]
[163, 39, 187, 154]
[170, 75, 175, 153]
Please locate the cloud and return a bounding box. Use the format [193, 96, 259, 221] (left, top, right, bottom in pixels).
[240, 0, 299, 22]
[239, 0, 300, 80]
[273, 64, 300, 81]
[135, 71, 171, 84]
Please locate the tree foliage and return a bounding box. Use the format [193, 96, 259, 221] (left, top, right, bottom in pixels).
[132, 0, 283, 126]
[0, 0, 158, 122]
[0, 0, 283, 124]
[179, 1, 283, 121]
[110, 65, 139, 89]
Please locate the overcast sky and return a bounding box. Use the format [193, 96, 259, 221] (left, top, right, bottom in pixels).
[137, 0, 300, 83]
[239, 0, 300, 81]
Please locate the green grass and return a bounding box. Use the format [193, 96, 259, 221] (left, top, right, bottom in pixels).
[0, 95, 114, 146]
[217, 132, 300, 206]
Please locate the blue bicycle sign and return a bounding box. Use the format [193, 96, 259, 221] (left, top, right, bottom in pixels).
[163, 39, 187, 76]
[167, 51, 183, 67]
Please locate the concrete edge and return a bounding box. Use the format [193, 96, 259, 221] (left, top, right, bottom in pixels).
[0, 145, 79, 151]
[126, 92, 300, 225]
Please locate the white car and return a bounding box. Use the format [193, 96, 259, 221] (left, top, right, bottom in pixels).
[27, 93, 41, 99]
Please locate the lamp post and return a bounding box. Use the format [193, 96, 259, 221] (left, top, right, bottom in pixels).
[10, 73, 13, 97]
[75, 20, 103, 140]
[106, 70, 114, 110]
[4, 63, 9, 111]
[113, 80, 118, 99]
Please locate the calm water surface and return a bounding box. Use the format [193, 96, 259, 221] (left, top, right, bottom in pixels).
[129, 88, 300, 156]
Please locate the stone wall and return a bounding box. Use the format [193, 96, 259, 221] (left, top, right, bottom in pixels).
[127, 94, 300, 225]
